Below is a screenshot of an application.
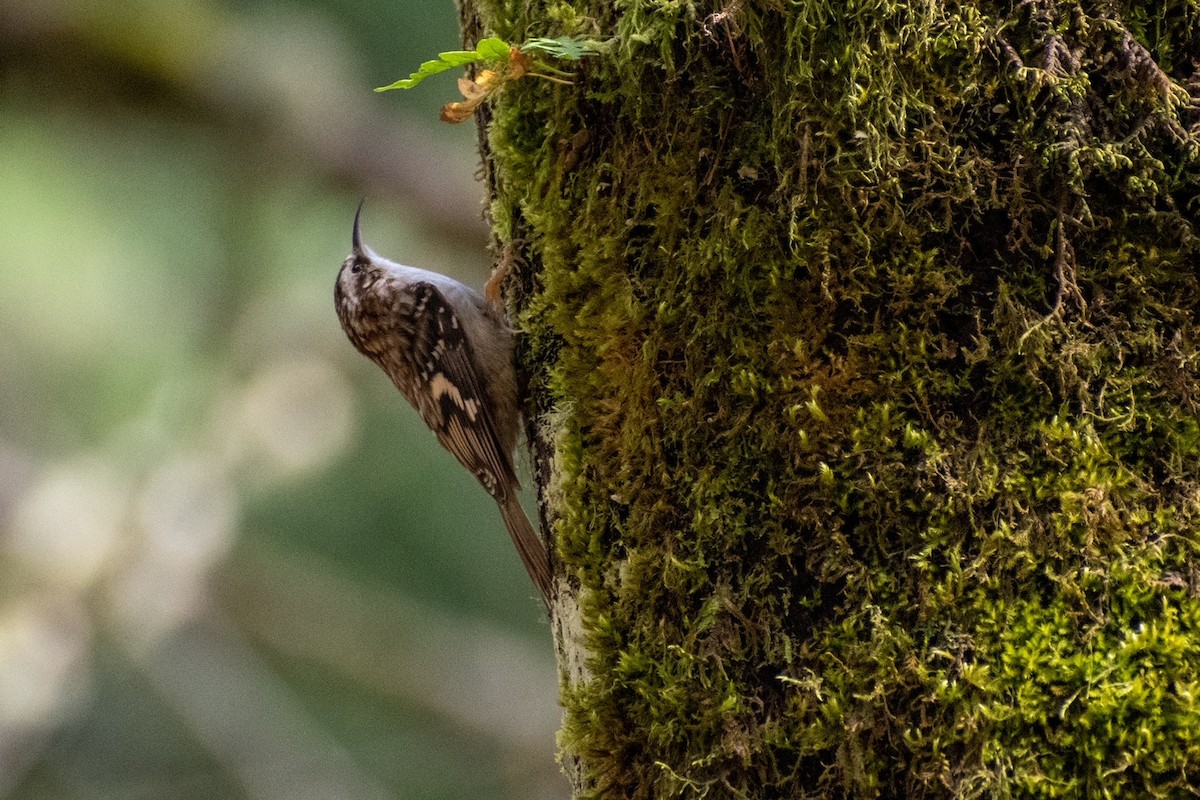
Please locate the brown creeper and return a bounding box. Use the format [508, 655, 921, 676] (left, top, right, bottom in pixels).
[334, 205, 552, 605]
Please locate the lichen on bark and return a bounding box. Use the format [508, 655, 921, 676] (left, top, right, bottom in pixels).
[459, 0, 1200, 795]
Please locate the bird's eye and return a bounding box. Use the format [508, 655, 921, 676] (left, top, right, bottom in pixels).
[350, 263, 362, 274]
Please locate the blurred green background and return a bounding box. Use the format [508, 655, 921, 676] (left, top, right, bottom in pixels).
[0, 1, 562, 798]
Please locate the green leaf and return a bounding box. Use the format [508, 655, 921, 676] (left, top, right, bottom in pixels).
[375, 34, 596, 96]
[521, 36, 602, 61]
[375, 52, 479, 92]
[438, 49, 486, 66]
[375, 38, 516, 93]
[475, 37, 511, 60]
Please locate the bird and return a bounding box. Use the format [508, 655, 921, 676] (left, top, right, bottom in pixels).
[333, 203, 552, 606]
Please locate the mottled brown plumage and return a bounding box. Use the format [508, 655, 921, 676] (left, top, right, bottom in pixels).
[334, 205, 551, 605]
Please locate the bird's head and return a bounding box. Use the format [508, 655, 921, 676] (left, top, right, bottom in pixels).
[334, 201, 384, 320]
[334, 201, 397, 357]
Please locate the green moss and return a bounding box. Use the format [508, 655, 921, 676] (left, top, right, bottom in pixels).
[973, 586, 1200, 798]
[469, 0, 1200, 795]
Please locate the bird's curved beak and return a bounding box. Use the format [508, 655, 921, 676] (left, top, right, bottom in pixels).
[352, 200, 366, 257]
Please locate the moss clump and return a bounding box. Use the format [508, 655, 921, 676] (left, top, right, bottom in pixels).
[467, 0, 1200, 795]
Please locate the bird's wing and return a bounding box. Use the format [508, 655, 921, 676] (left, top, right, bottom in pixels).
[403, 281, 516, 498]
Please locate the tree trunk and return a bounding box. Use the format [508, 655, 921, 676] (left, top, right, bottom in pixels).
[459, 0, 1200, 795]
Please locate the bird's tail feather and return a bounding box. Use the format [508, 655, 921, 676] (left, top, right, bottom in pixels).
[497, 494, 553, 607]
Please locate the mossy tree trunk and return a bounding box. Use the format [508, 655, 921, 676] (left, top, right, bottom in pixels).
[458, 0, 1200, 795]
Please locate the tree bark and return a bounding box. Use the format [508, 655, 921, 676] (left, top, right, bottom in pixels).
[460, 0, 1200, 796]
